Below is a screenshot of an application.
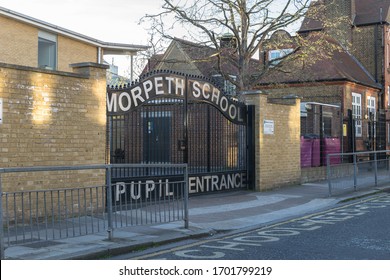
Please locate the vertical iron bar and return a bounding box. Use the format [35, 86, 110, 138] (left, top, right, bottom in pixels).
[21, 192, 25, 242]
[58, 190, 62, 239]
[29, 192, 33, 241]
[374, 152, 378, 186]
[71, 189, 75, 237]
[64, 189, 69, 238]
[6, 193, 10, 247]
[124, 182, 129, 226]
[140, 182, 144, 225]
[83, 188, 87, 234]
[13, 193, 17, 243]
[44, 192, 48, 240]
[327, 154, 332, 197]
[77, 189, 81, 236]
[51, 191, 54, 239]
[207, 106, 211, 172]
[95, 187, 100, 232]
[36, 192, 40, 240]
[89, 188, 94, 233]
[353, 154, 357, 191]
[184, 165, 189, 229]
[106, 165, 113, 240]
[184, 76, 189, 167]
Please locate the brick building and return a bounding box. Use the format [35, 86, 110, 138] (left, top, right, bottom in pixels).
[0, 6, 147, 191]
[257, 0, 390, 165]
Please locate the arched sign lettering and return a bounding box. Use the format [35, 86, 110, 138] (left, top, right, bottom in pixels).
[107, 72, 247, 125]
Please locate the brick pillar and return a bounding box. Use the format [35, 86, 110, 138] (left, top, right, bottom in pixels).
[244, 92, 301, 191]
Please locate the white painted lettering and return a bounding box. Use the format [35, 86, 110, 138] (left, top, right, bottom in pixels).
[220, 96, 229, 112]
[211, 88, 221, 104]
[165, 77, 174, 94]
[130, 182, 141, 200]
[145, 180, 155, 199]
[202, 83, 211, 99]
[115, 182, 126, 202]
[154, 76, 164, 95]
[107, 93, 117, 112]
[176, 78, 185, 96]
[192, 81, 201, 98]
[130, 86, 144, 107]
[143, 80, 153, 99]
[119, 92, 131, 111]
[229, 104, 237, 120]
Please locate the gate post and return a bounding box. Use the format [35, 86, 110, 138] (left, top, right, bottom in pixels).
[247, 105, 256, 189]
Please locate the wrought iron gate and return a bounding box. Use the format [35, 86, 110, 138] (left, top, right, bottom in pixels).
[106, 71, 252, 197]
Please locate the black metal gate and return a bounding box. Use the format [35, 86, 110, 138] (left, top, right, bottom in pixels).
[107, 71, 252, 196]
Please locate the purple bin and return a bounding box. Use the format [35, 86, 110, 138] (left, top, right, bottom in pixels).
[312, 139, 321, 167]
[300, 137, 313, 168]
[321, 138, 341, 165]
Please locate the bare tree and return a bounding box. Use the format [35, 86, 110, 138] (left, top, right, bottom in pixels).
[141, 0, 350, 92]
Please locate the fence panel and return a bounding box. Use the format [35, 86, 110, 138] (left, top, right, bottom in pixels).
[0, 164, 188, 256]
[327, 150, 390, 196]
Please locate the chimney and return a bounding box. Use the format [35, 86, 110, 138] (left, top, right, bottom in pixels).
[220, 33, 237, 49]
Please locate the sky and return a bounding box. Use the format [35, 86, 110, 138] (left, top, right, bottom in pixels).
[0, 0, 161, 45]
[0, 0, 165, 76]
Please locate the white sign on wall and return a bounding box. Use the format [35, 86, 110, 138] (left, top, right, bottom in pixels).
[263, 119, 274, 135]
[0, 98, 3, 124]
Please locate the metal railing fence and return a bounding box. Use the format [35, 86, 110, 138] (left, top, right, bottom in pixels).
[0, 164, 188, 259]
[326, 150, 390, 196]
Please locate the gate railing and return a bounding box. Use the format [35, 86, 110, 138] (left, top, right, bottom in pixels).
[326, 150, 390, 196]
[0, 164, 188, 259]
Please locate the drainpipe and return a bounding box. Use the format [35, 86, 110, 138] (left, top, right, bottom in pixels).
[98, 47, 102, 64]
[374, 24, 379, 84]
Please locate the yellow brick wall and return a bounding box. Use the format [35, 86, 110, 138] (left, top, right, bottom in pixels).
[0, 16, 38, 67]
[246, 93, 301, 191]
[0, 63, 107, 192]
[0, 15, 99, 71]
[57, 36, 98, 72]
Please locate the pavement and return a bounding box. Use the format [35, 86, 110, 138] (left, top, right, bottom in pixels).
[3, 180, 390, 260]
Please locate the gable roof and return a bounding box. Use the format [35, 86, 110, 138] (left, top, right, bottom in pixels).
[299, 0, 390, 33]
[257, 37, 382, 89]
[0, 6, 148, 55]
[155, 38, 236, 77]
[148, 37, 260, 78]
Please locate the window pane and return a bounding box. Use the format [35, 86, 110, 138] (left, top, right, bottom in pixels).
[38, 37, 56, 70]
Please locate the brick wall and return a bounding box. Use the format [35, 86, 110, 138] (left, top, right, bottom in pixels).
[0, 62, 108, 192]
[245, 92, 301, 191]
[58, 36, 98, 72]
[351, 26, 383, 82]
[0, 16, 38, 67]
[0, 15, 99, 72]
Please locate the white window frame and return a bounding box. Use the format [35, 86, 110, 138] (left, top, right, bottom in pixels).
[352, 92, 362, 137]
[367, 96, 376, 138]
[268, 48, 293, 66]
[388, 86, 390, 108]
[38, 30, 57, 70]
